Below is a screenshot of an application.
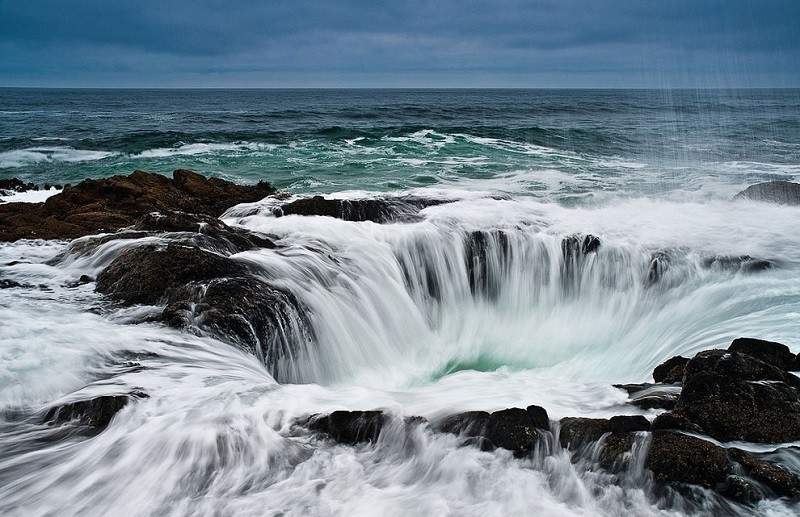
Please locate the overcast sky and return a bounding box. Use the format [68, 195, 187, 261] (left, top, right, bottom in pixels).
[1, 0, 798, 88]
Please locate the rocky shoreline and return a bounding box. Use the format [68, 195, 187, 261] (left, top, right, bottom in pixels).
[2, 170, 800, 508]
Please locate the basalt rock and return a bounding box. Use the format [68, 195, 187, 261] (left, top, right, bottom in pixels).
[0, 177, 38, 194]
[559, 415, 650, 449]
[276, 195, 447, 223]
[307, 411, 388, 445]
[96, 243, 249, 306]
[734, 181, 800, 205]
[0, 169, 275, 241]
[674, 370, 800, 443]
[438, 405, 550, 457]
[465, 230, 510, 298]
[42, 392, 148, 435]
[728, 337, 796, 372]
[728, 448, 800, 498]
[682, 349, 799, 387]
[652, 356, 689, 384]
[647, 431, 731, 488]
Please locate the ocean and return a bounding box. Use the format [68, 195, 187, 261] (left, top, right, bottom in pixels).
[1, 88, 799, 516]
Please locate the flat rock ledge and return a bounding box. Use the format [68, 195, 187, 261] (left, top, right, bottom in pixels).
[300, 337, 800, 506]
[0, 169, 276, 241]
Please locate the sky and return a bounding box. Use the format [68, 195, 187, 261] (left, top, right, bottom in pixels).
[1, 0, 799, 88]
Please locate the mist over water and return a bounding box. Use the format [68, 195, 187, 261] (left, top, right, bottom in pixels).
[1, 89, 799, 516]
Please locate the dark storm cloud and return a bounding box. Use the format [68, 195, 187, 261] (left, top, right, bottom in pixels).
[0, 0, 798, 87]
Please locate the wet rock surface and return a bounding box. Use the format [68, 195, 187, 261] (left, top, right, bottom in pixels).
[41, 392, 148, 435]
[652, 356, 689, 384]
[276, 195, 448, 223]
[734, 180, 800, 205]
[647, 431, 731, 488]
[307, 411, 389, 445]
[0, 169, 275, 241]
[728, 337, 797, 372]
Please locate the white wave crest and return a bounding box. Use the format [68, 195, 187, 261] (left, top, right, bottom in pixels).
[0, 147, 117, 168]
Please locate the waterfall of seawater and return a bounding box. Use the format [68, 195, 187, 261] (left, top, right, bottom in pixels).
[1, 192, 799, 516]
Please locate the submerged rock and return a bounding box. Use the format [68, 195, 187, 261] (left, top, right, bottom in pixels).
[734, 181, 800, 205]
[307, 411, 388, 445]
[0, 169, 275, 241]
[42, 392, 147, 435]
[702, 255, 775, 274]
[614, 383, 680, 410]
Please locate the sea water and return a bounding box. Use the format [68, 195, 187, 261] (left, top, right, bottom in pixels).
[1, 89, 799, 516]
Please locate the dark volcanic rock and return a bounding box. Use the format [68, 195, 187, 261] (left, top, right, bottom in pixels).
[162, 278, 310, 375]
[277, 195, 446, 223]
[484, 407, 546, 457]
[465, 230, 510, 298]
[307, 411, 387, 445]
[438, 411, 490, 437]
[96, 243, 249, 306]
[734, 181, 800, 205]
[647, 251, 670, 284]
[0, 169, 275, 241]
[729, 448, 800, 498]
[717, 475, 766, 504]
[559, 415, 650, 449]
[647, 431, 731, 488]
[439, 405, 550, 457]
[728, 337, 796, 372]
[653, 356, 690, 384]
[674, 370, 800, 443]
[0, 177, 38, 194]
[561, 234, 601, 260]
[651, 412, 703, 433]
[42, 392, 147, 434]
[682, 349, 799, 387]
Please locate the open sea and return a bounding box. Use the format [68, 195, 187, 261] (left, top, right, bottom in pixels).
[1, 88, 799, 516]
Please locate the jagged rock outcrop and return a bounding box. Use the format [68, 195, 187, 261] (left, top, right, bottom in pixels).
[0, 169, 275, 241]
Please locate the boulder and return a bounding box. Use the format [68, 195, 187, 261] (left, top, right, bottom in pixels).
[96, 243, 249, 306]
[647, 431, 731, 488]
[559, 415, 649, 449]
[734, 181, 800, 205]
[674, 370, 800, 443]
[652, 356, 690, 384]
[682, 349, 799, 387]
[439, 405, 550, 457]
[728, 337, 796, 372]
[0, 169, 275, 241]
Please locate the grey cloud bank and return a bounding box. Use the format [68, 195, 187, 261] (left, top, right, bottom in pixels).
[1, 0, 798, 88]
